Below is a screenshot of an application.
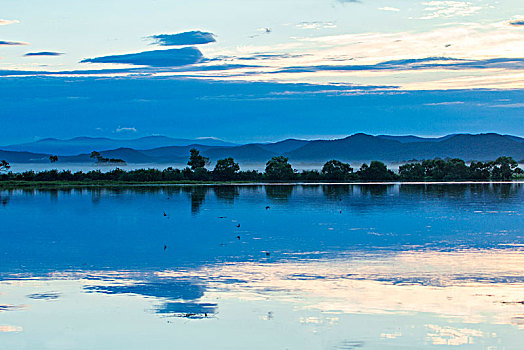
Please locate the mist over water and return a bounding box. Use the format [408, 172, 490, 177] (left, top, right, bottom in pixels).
[1, 184, 523, 349]
[8, 161, 403, 174]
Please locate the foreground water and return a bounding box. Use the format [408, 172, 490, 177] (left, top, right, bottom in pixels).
[0, 184, 523, 349]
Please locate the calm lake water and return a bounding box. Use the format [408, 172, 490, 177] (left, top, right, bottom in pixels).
[1, 184, 523, 349]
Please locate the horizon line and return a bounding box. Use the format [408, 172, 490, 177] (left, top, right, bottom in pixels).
[8, 131, 524, 146]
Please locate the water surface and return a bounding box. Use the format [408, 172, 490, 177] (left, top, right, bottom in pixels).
[1, 184, 523, 349]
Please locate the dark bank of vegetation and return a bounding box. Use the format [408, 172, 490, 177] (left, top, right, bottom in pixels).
[89, 151, 127, 165]
[1, 149, 523, 187]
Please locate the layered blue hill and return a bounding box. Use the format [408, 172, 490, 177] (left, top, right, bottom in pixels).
[1, 133, 523, 165]
[1, 136, 235, 156]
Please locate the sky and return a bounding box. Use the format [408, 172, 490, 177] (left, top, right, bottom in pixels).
[0, 0, 523, 143]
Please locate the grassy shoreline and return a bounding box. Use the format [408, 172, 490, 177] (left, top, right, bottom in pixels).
[0, 180, 251, 188]
[1, 179, 523, 189]
[2, 156, 521, 187]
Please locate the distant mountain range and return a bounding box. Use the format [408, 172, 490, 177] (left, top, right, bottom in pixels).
[0, 136, 236, 156]
[1, 133, 524, 165]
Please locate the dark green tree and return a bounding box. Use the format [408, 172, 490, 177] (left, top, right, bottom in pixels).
[443, 158, 469, 180]
[300, 170, 323, 181]
[357, 161, 396, 181]
[187, 148, 209, 170]
[90, 151, 101, 160]
[213, 157, 240, 180]
[491, 156, 520, 180]
[162, 167, 184, 181]
[422, 159, 447, 180]
[49, 155, 59, 163]
[321, 160, 353, 180]
[398, 162, 425, 180]
[265, 156, 295, 180]
[0, 160, 10, 173]
[469, 161, 491, 180]
[193, 167, 210, 181]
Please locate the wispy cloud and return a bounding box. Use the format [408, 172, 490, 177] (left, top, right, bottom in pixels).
[81, 47, 204, 67]
[419, 1, 482, 19]
[0, 40, 28, 46]
[294, 21, 524, 70]
[403, 71, 524, 90]
[115, 126, 137, 133]
[0, 62, 261, 77]
[0, 325, 23, 333]
[488, 103, 524, 108]
[378, 7, 400, 12]
[24, 51, 64, 57]
[509, 19, 524, 26]
[234, 53, 308, 61]
[296, 21, 337, 30]
[274, 57, 524, 73]
[1, 77, 523, 141]
[0, 19, 19, 26]
[249, 28, 272, 38]
[0, 67, 141, 77]
[148, 31, 216, 46]
[425, 101, 464, 106]
[3, 19, 523, 91]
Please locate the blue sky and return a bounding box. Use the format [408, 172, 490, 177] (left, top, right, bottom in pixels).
[1, 0, 523, 142]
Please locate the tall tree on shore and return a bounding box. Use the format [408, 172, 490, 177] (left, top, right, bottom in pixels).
[188, 148, 209, 170]
[398, 162, 425, 180]
[49, 155, 59, 163]
[357, 161, 396, 181]
[265, 156, 295, 180]
[213, 157, 240, 180]
[0, 160, 10, 173]
[491, 156, 520, 180]
[90, 151, 102, 162]
[321, 160, 353, 181]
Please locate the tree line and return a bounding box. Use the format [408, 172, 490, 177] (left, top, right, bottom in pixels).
[0, 149, 522, 183]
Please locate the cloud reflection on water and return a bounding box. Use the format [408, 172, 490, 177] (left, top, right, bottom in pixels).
[156, 248, 524, 328]
[1, 184, 523, 348]
[0, 247, 522, 348]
